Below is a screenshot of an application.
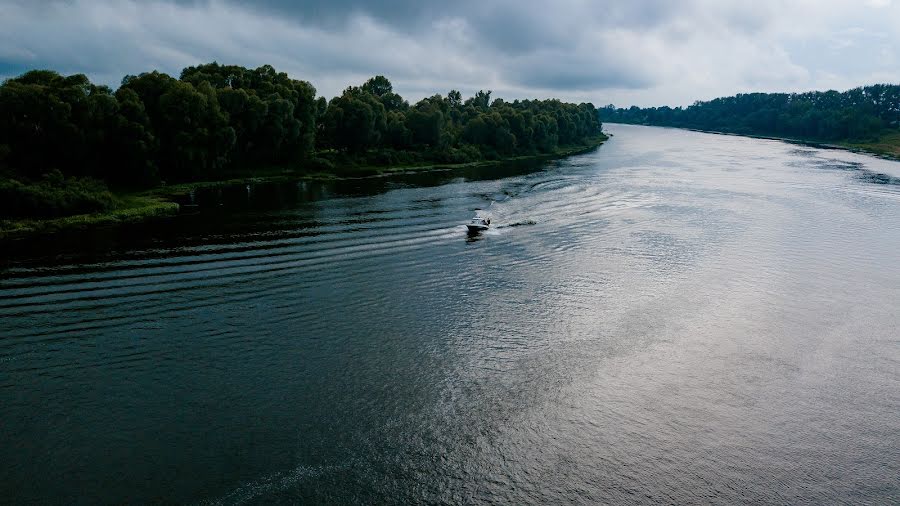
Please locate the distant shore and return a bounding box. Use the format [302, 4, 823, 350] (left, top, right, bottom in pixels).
[680, 128, 900, 161]
[608, 123, 900, 162]
[0, 135, 607, 241]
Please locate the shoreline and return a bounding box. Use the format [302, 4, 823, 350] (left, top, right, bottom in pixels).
[148, 135, 608, 199]
[608, 123, 900, 162]
[0, 195, 179, 242]
[0, 135, 607, 241]
[690, 129, 900, 162]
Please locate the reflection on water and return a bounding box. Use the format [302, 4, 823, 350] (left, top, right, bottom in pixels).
[2, 125, 899, 504]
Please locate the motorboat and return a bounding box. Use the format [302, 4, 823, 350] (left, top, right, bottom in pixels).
[466, 215, 491, 233]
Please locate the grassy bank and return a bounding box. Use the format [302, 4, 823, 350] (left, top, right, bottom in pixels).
[0, 194, 179, 241]
[333, 135, 610, 180]
[1, 135, 607, 240]
[842, 131, 900, 159]
[641, 125, 900, 162]
[147, 135, 608, 200]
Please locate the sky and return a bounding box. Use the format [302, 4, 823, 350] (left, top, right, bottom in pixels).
[1, 0, 898, 107]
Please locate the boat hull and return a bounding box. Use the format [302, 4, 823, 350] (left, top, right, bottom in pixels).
[466, 224, 489, 233]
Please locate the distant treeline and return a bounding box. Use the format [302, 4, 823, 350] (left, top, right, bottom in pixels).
[601, 85, 900, 142]
[0, 63, 602, 193]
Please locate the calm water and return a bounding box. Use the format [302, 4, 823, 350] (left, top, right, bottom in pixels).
[2, 125, 899, 504]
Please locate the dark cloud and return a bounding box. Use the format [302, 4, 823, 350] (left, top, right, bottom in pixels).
[177, 0, 442, 28]
[1, 0, 898, 105]
[510, 63, 652, 91]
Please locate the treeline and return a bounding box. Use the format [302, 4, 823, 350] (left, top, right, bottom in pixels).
[0, 62, 602, 219]
[601, 85, 900, 142]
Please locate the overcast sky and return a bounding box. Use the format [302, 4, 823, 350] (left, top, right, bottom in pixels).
[1, 0, 898, 106]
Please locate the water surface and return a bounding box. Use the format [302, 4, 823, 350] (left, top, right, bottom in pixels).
[2, 125, 899, 504]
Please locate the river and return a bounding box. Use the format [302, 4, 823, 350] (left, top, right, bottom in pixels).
[2, 124, 899, 504]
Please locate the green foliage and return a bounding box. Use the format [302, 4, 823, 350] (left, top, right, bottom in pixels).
[305, 157, 335, 172]
[180, 62, 318, 165]
[601, 85, 900, 142]
[322, 87, 388, 152]
[0, 70, 158, 187]
[0, 64, 604, 220]
[405, 101, 445, 147]
[361, 75, 393, 97]
[121, 72, 236, 182]
[0, 170, 117, 218]
[326, 80, 602, 162]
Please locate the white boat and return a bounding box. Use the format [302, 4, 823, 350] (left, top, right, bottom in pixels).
[466, 216, 491, 233]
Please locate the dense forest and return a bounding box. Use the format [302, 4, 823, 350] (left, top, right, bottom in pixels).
[0, 63, 603, 220]
[601, 85, 900, 142]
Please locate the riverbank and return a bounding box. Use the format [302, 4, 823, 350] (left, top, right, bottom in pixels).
[0, 135, 607, 241]
[842, 131, 900, 159]
[0, 194, 179, 241]
[145, 135, 607, 199]
[672, 126, 900, 161]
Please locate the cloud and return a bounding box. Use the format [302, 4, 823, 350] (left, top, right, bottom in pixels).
[0, 0, 899, 106]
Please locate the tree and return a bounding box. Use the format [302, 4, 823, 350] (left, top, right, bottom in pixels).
[110, 88, 158, 185]
[0, 61, 610, 213]
[602, 86, 894, 142]
[406, 101, 445, 147]
[122, 73, 234, 181]
[322, 87, 387, 152]
[0, 71, 80, 178]
[361, 75, 393, 97]
[180, 63, 318, 165]
[467, 90, 492, 110]
[447, 90, 462, 108]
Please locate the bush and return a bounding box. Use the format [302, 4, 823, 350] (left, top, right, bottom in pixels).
[370, 150, 396, 166]
[437, 145, 481, 164]
[480, 147, 501, 161]
[0, 170, 118, 218]
[305, 157, 335, 172]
